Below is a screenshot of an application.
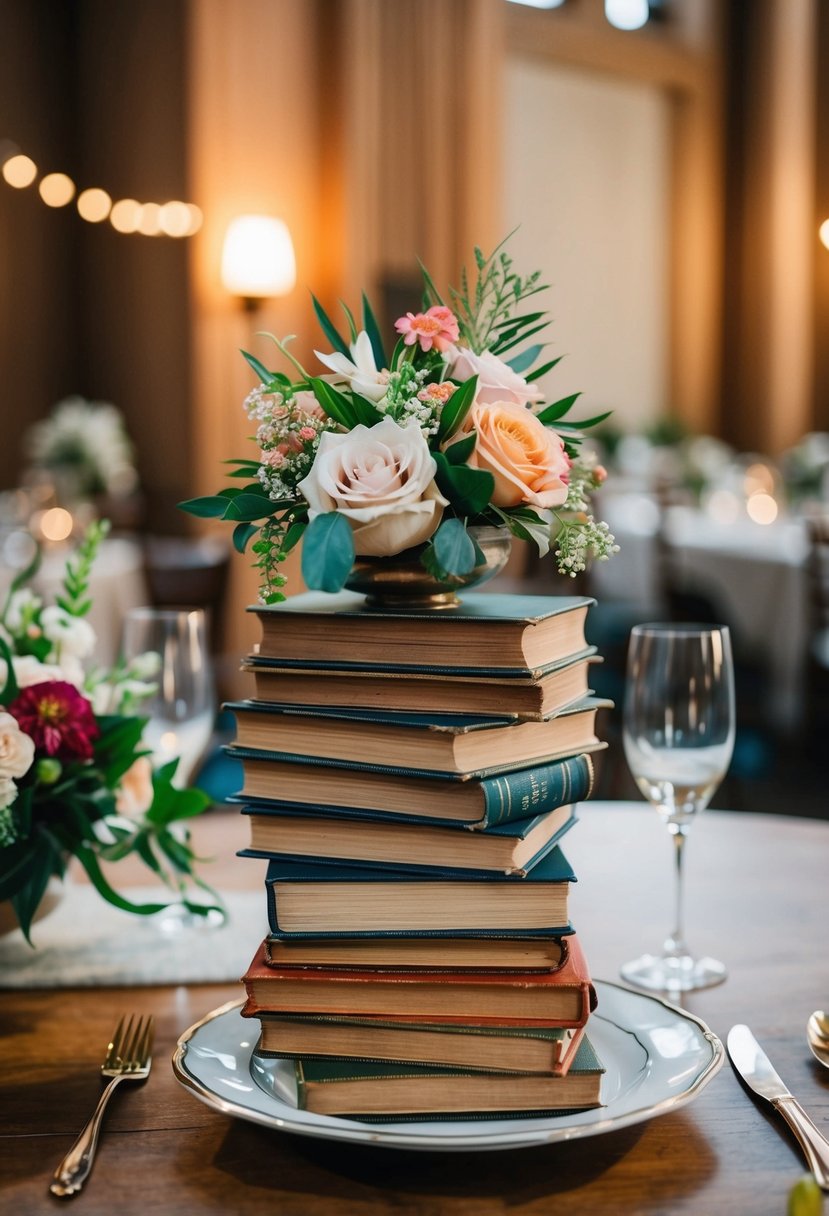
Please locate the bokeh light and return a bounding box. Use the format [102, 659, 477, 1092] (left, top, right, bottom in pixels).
[77, 187, 112, 222]
[110, 198, 142, 233]
[39, 173, 76, 207]
[2, 154, 37, 188]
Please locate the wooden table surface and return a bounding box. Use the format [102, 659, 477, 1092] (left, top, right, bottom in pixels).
[1, 800, 828, 1216]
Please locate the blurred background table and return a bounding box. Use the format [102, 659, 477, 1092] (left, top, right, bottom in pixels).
[1, 801, 827, 1216]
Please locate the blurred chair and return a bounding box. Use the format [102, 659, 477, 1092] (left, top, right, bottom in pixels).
[142, 534, 231, 653]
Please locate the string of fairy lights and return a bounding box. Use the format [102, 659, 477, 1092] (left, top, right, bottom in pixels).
[0, 139, 202, 238]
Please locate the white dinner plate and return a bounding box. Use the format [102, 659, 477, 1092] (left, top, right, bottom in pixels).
[172, 980, 723, 1151]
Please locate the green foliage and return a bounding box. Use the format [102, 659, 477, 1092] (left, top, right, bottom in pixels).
[432, 519, 479, 577]
[301, 512, 355, 593]
[436, 376, 478, 444]
[56, 518, 110, 617]
[433, 452, 494, 517]
[448, 235, 548, 356]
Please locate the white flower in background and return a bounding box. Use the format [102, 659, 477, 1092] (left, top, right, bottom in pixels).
[5, 588, 42, 634]
[299, 418, 448, 556]
[0, 711, 35, 780]
[40, 607, 96, 659]
[0, 775, 17, 809]
[25, 396, 138, 498]
[315, 332, 390, 403]
[0, 656, 68, 690]
[127, 651, 161, 680]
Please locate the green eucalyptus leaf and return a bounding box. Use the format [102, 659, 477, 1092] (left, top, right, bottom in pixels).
[433, 519, 477, 576]
[301, 512, 355, 593]
[311, 293, 351, 357]
[233, 522, 259, 554]
[502, 508, 552, 557]
[507, 343, 544, 375]
[282, 520, 307, 555]
[178, 495, 232, 519]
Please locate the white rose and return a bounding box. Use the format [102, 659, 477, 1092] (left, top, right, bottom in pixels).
[0, 775, 17, 810]
[445, 345, 544, 408]
[298, 418, 448, 557]
[0, 712, 35, 780]
[127, 651, 162, 680]
[0, 654, 86, 692]
[40, 607, 96, 658]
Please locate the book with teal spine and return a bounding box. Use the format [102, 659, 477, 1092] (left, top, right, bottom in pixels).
[262, 847, 576, 938]
[237, 800, 578, 877]
[275, 1035, 605, 1119]
[230, 750, 596, 828]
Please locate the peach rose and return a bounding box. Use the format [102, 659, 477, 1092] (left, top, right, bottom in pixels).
[465, 400, 570, 510]
[445, 346, 544, 407]
[116, 756, 154, 818]
[298, 418, 448, 557]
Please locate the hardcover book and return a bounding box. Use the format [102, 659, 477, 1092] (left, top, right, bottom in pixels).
[242, 648, 599, 719]
[262, 848, 576, 937]
[254, 1014, 587, 1076]
[281, 1038, 605, 1118]
[242, 933, 596, 1025]
[227, 698, 610, 776]
[249, 590, 594, 673]
[232, 751, 596, 828]
[263, 934, 572, 972]
[239, 801, 577, 877]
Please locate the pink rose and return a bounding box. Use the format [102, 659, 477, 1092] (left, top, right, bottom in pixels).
[465, 400, 570, 510]
[446, 345, 544, 408]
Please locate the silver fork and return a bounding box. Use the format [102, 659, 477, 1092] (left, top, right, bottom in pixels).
[50, 1014, 154, 1198]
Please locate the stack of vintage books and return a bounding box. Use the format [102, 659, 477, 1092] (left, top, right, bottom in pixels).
[228, 590, 610, 1121]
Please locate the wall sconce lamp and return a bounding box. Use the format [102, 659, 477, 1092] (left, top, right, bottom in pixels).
[820, 219, 829, 251]
[221, 215, 296, 311]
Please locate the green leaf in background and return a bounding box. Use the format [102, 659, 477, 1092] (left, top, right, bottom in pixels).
[308, 377, 359, 429]
[787, 1176, 823, 1216]
[526, 356, 563, 383]
[436, 375, 478, 444]
[507, 343, 545, 375]
[432, 519, 478, 577]
[339, 299, 358, 343]
[536, 393, 583, 426]
[417, 257, 445, 307]
[301, 512, 355, 593]
[8, 543, 42, 596]
[443, 433, 477, 466]
[233, 522, 259, 554]
[491, 321, 547, 356]
[178, 495, 232, 519]
[11, 844, 59, 943]
[500, 507, 553, 558]
[362, 293, 388, 370]
[0, 637, 19, 703]
[74, 845, 170, 917]
[350, 393, 384, 428]
[281, 520, 307, 555]
[311, 293, 351, 358]
[0, 842, 38, 904]
[556, 410, 614, 431]
[241, 349, 275, 385]
[433, 452, 494, 517]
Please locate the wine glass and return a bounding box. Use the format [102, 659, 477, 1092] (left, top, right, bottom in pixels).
[621, 623, 735, 993]
[121, 608, 215, 787]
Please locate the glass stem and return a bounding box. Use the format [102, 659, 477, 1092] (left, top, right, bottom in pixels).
[664, 825, 691, 959]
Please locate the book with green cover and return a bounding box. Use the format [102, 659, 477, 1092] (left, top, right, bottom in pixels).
[226, 696, 610, 776]
[249, 590, 594, 674]
[231, 750, 596, 828]
[282, 1035, 605, 1119]
[238, 800, 578, 877]
[262, 848, 576, 937]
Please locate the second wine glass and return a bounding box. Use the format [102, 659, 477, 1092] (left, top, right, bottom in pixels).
[121, 607, 215, 787]
[621, 622, 735, 993]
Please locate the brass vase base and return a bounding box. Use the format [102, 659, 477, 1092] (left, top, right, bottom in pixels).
[344, 526, 512, 613]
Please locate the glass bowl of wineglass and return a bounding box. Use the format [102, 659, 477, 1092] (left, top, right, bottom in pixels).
[621, 622, 735, 993]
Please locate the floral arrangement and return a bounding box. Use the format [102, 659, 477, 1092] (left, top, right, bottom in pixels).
[0, 521, 220, 941]
[181, 237, 617, 602]
[25, 396, 139, 501]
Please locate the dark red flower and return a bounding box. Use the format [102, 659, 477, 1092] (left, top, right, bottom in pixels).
[8, 681, 99, 762]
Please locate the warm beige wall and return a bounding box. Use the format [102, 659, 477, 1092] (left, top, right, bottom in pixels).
[504, 55, 671, 430]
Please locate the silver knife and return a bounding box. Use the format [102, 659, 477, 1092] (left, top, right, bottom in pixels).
[727, 1024, 829, 1190]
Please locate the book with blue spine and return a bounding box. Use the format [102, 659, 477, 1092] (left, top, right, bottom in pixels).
[262, 847, 576, 938]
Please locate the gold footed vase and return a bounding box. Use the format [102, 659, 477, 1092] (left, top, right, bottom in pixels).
[344, 525, 512, 611]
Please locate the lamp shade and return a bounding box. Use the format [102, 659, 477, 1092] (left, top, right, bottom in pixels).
[220, 215, 296, 299]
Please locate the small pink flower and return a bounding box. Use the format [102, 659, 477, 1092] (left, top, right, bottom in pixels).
[299, 425, 317, 441]
[417, 382, 457, 405]
[394, 305, 459, 353]
[594, 464, 608, 484]
[261, 449, 286, 468]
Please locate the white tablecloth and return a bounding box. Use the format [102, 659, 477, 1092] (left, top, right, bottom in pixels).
[590, 496, 810, 730]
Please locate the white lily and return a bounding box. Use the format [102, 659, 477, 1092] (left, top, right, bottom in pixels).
[314, 331, 389, 402]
